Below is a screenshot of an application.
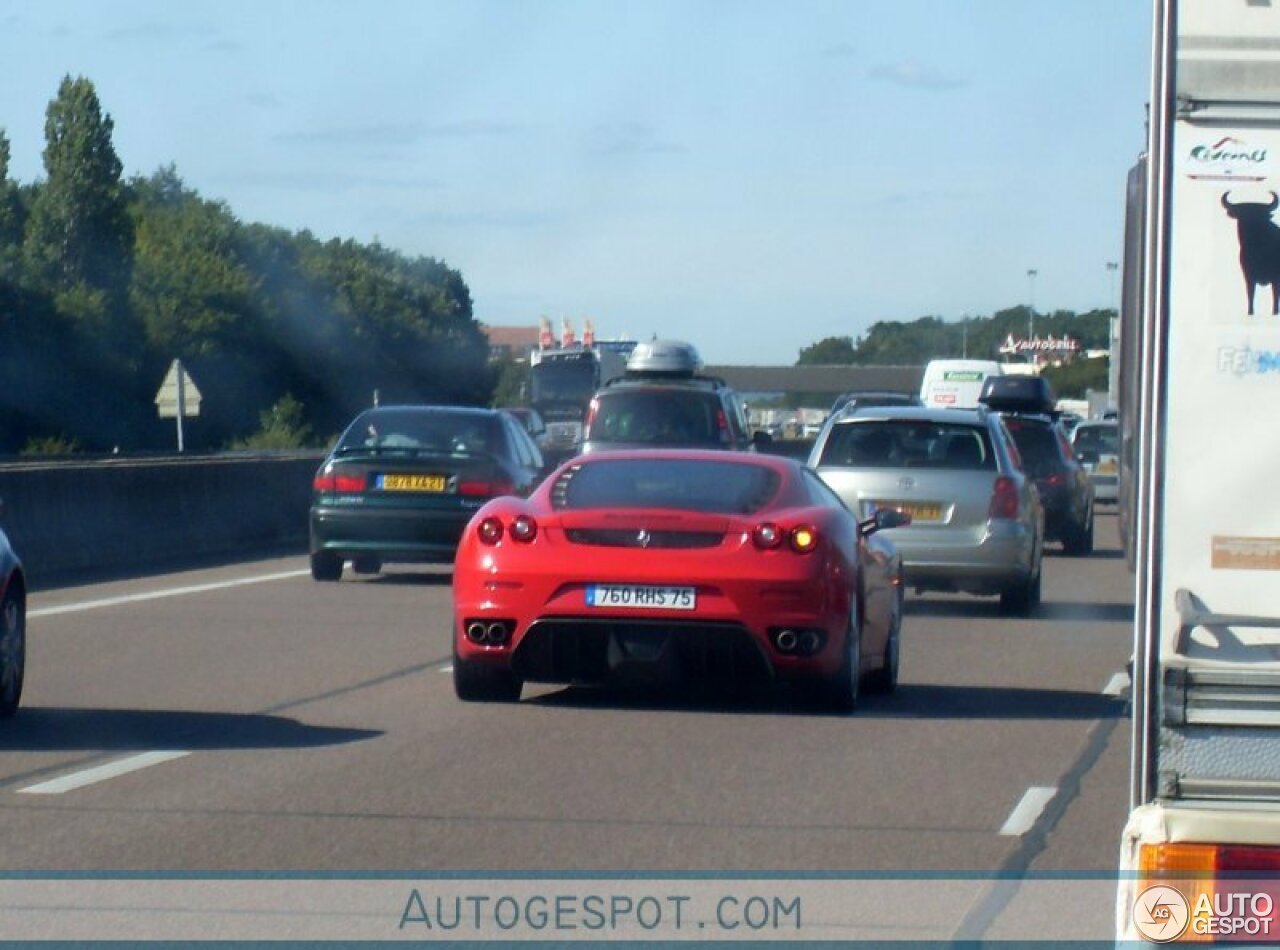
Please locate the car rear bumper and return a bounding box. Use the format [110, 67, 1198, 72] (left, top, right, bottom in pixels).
[453, 557, 851, 684]
[310, 505, 475, 563]
[891, 521, 1037, 595]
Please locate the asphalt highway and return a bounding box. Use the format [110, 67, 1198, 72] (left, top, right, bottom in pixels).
[0, 514, 1135, 937]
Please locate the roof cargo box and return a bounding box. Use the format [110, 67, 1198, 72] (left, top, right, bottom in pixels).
[978, 375, 1056, 415]
[625, 340, 703, 376]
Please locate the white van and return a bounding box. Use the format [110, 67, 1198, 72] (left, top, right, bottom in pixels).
[918, 359, 1004, 410]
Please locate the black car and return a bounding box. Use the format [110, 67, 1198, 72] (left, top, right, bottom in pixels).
[1000, 413, 1095, 555]
[0, 513, 24, 718]
[309, 405, 545, 581]
[580, 376, 764, 454]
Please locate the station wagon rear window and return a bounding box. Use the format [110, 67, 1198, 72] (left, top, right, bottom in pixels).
[590, 391, 720, 444]
[818, 421, 995, 471]
[552, 458, 780, 513]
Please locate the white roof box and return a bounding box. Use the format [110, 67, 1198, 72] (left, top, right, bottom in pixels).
[625, 339, 703, 376]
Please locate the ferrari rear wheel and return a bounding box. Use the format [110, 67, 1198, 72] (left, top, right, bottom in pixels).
[454, 651, 523, 703]
[867, 588, 902, 694]
[822, 604, 861, 713]
[0, 584, 25, 718]
[310, 551, 342, 582]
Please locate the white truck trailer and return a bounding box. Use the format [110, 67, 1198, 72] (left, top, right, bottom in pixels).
[1117, 0, 1280, 941]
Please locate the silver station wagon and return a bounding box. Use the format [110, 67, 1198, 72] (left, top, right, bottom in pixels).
[808, 406, 1045, 615]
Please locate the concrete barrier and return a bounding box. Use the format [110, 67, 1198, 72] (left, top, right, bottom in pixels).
[0, 452, 324, 586]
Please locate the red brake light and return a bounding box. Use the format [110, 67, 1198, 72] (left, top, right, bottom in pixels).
[510, 515, 537, 542]
[585, 399, 599, 432]
[789, 525, 818, 553]
[753, 523, 783, 549]
[1040, 472, 1066, 489]
[716, 409, 730, 442]
[313, 472, 365, 493]
[477, 517, 504, 545]
[989, 476, 1020, 520]
[459, 480, 515, 497]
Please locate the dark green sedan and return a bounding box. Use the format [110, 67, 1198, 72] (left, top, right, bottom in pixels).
[309, 405, 545, 581]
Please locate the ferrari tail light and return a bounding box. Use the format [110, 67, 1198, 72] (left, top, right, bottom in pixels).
[313, 472, 366, 493]
[477, 516, 504, 545]
[753, 523, 783, 550]
[988, 476, 1020, 520]
[459, 479, 515, 497]
[753, 522, 818, 553]
[510, 514, 538, 542]
[789, 525, 818, 553]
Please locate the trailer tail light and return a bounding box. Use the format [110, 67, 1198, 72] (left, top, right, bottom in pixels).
[1138, 842, 1280, 942]
[1141, 841, 1280, 873]
[988, 476, 1020, 520]
[313, 472, 366, 493]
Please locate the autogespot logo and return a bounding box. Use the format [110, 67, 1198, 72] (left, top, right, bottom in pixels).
[1133, 884, 1190, 943]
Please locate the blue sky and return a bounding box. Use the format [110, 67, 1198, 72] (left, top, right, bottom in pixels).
[0, 0, 1153, 364]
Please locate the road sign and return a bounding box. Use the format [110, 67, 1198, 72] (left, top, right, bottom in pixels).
[154, 359, 202, 452]
[155, 359, 202, 418]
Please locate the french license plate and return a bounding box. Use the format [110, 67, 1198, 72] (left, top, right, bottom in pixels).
[871, 500, 942, 522]
[378, 473, 447, 492]
[585, 584, 696, 610]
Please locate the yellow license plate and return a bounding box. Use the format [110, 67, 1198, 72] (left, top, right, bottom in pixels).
[873, 501, 943, 522]
[380, 473, 447, 492]
[1097, 460, 1118, 475]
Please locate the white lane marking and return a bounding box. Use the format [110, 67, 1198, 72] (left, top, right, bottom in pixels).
[998, 786, 1057, 836]
[29, 569, 311, 618]
[439, 664, 453, 673]
[17, 751, 191, 795]
[1103, 671, 1130, 696]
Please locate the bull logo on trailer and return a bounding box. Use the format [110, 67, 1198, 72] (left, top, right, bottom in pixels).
[1220, 191, 1280, 315]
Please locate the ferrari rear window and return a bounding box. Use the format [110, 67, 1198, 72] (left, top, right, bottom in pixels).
[552, 458, 781, 513]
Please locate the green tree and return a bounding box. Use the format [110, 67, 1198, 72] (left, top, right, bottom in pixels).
[489, 358, 530, 407]
[230, 394, 315, 450]
[797, 336, 857, 365]
[0, 130, 22, 282]
[23, 76, 133, 306]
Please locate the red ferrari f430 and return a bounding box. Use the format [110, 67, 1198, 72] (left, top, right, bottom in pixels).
[451, 451, 907, 710]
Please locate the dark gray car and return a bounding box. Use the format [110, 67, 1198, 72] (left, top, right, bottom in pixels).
[309, 405, 544, 581]
[579, 376, 764, 455]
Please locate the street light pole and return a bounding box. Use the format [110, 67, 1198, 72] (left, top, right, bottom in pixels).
[1026, 268, 1039, 349]
[1106, 261, 1120, 411]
